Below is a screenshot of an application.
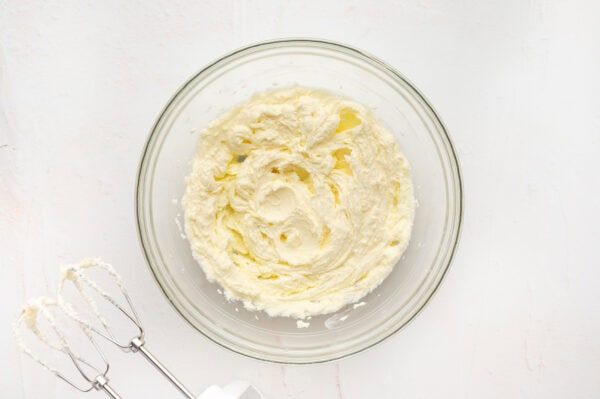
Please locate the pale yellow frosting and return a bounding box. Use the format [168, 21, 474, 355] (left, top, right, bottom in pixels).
[183, 87, 414, 318]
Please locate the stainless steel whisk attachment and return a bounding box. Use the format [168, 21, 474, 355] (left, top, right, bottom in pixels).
[58, 259, 196, 398]
[16, 259, 196, 399]
[14, 297, 122, 398]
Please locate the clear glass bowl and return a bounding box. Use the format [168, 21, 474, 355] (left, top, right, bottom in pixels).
[135, 39, 462, 364]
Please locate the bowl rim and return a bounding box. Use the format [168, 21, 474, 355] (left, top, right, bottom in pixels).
[135, 37, 464, 364]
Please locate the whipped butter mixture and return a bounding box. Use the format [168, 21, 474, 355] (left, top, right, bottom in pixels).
[183, 87, 414, 318]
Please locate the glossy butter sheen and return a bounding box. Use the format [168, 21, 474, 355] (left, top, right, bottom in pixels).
[183, 87, 414, 318]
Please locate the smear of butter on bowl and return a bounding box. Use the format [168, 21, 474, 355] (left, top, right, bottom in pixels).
[296, 320, 310, 329]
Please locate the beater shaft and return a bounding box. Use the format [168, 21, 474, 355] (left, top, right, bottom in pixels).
[131, 337, 195, 399]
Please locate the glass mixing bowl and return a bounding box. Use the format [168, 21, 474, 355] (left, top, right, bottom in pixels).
[135, 39, 462, 363]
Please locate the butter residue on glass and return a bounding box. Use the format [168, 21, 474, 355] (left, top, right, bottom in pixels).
[183, 87, 414, 319]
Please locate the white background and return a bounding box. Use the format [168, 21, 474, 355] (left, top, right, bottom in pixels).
[2, 1, 600, 398]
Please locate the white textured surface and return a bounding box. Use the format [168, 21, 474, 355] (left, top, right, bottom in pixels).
[1, 1, 599, 398]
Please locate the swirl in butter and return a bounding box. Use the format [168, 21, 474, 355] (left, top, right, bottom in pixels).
[183, 87, 414, 318]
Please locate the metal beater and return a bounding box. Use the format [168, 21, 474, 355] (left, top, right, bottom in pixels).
[14, 296, 122, 398]
[16, 259, 196, 399]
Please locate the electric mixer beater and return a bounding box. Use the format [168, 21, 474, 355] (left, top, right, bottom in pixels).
[15, 259, 196, 398]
